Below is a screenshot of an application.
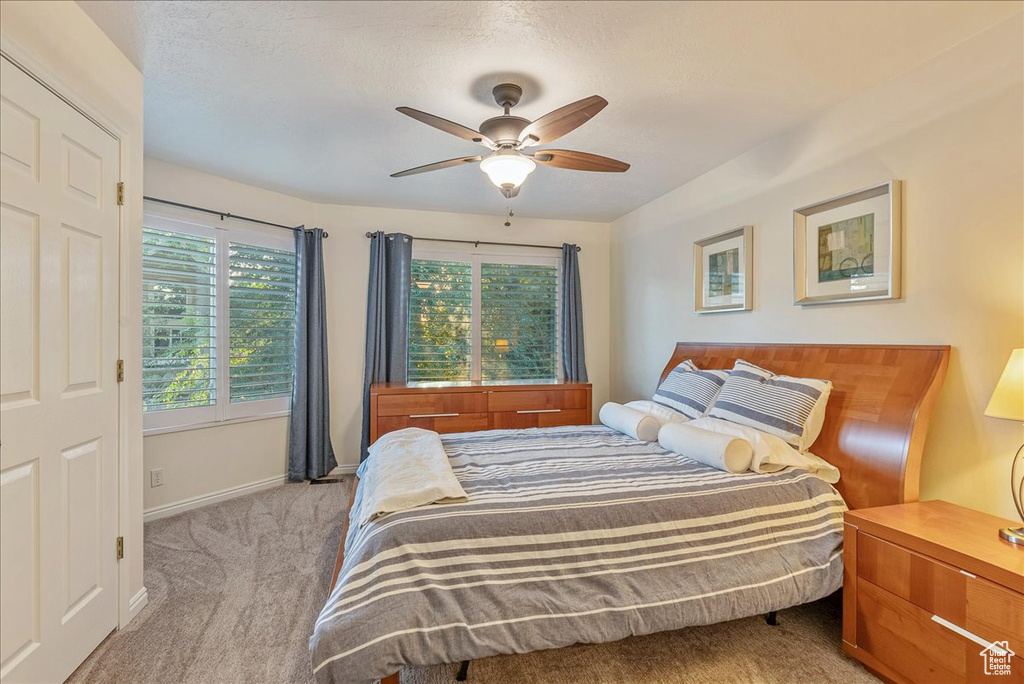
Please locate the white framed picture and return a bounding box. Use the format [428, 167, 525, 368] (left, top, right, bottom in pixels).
[794, 180, 902, 305]
[694, 226, 753, 313]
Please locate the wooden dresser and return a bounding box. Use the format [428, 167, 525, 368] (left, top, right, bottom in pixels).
[843, 501, 1024, 684]
[369, 381, 592, 443]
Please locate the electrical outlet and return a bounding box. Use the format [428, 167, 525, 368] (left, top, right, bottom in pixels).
[150, 468, 164, 487]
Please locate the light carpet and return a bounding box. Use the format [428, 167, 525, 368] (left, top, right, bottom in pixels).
[69, 478, 878, 684]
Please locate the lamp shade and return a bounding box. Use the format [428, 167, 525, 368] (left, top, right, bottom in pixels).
[985, 348, 1024, 421]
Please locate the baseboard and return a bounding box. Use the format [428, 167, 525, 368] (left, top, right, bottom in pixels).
[143, 474, 288, 522]
[128, 587, 149, 621]
[143, 466, 359, 523]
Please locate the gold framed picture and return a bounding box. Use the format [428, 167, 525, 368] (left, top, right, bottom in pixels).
[794, 180, 902, 305]
[694, 226, 753, 313]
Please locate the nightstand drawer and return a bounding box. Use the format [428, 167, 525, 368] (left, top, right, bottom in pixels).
[376, 392, 487, 417]
[857, 579, 968, 684]
[966, 576, 1024, 656]
[857, 577, 1024, 684]
[857, 532, 967, 625]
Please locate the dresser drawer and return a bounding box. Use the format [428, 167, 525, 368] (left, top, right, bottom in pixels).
[857, 532, 967, 625]
[490, 408, 591, 429]
[377, 412, 489, 436]
[371, 382, 591, 441]
[487, 389, 588, 412]
[376, 392, 487, 417]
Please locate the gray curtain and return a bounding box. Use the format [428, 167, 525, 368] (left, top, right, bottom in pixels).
[288, 227, 336, 481]
[561, 243, 588, 382]
[361, 231, 413, 461]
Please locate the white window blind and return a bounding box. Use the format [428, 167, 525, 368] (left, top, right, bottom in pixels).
[142, 209, 298, 433]
[408, 259, 473, 382]
[480, 262, 558, 381]
[142, 227, 217, 412]
[408, 252, 560, 384]
[229, 242, 297, 402]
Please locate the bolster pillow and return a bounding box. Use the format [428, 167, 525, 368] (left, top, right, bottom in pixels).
[599, 402, 661, 441]
[658, 422, 754, 474]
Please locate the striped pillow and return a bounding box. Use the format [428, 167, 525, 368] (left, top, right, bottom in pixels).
[652, 360, 729, 419]
[708, 360, 832, 450]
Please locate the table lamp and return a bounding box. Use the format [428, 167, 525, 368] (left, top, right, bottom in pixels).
[985, 348, 1024, 545]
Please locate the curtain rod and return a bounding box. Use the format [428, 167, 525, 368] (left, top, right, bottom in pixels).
[364, 232, 579, 252]
[143, 196, 329, 238]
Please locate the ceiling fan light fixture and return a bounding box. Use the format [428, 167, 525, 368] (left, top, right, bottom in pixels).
[479, 151, 535, 190]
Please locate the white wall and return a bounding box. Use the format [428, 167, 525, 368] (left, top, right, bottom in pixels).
[140, 160, 315, 514]
[610, 16, 1024, 520]
[142, 157, 610, 514]
[1, 1, 146, 624]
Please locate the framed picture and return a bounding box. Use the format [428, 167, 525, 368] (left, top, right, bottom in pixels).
[794, 180, 902, 305]
[694, 226, 753, 313]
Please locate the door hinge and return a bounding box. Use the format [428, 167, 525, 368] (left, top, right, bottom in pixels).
[116, 359, 124, 383]
[116, 182, 125, 206]
[116, 536, 124, 560]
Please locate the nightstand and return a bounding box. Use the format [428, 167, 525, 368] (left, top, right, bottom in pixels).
[843, 500, 1024, 684]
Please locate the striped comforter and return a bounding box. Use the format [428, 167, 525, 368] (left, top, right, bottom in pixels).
[310, 425, 846, 684]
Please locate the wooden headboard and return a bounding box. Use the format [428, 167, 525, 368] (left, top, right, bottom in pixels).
[660, 343, 950, 511]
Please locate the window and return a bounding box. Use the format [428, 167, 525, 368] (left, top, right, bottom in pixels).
[142, 212, 297, 432]
[408, 251, 560, 383]
[142, 229, 217, 413]
[409, 259, 473, 382]
[228, 243, 297, 402]
[481, 262, 558, 381]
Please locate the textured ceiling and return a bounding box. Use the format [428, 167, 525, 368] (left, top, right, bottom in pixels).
[78, 0, 1018, 222]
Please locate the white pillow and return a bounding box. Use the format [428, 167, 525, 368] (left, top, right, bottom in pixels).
[707, 359, 832, 451]
[651, 360, 730, 419]
[624, 400, 690, 426]
[687, 417, 840, 483]
[658, 422, 753, 473]
[599, 402, 660, 441]
[802, 388, 830, 451]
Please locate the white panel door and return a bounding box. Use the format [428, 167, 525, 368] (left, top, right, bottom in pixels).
[0, 56, 120, 684]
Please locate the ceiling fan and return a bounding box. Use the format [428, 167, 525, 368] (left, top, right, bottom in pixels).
[391, 83, 630, 198]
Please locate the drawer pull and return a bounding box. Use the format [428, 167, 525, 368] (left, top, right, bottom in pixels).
[930, 615, 1007, 655]
[408, 413, 460, 419]
[516, 409, 562, 414]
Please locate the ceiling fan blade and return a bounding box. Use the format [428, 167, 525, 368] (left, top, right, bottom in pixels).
[531, 149, 629, 173]
[396, 107, 494, 148]
[518, 96, 608, 147]
[390, 155, 482, 178]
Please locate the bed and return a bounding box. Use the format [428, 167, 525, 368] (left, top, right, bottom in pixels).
[310, 343, 950, 684]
